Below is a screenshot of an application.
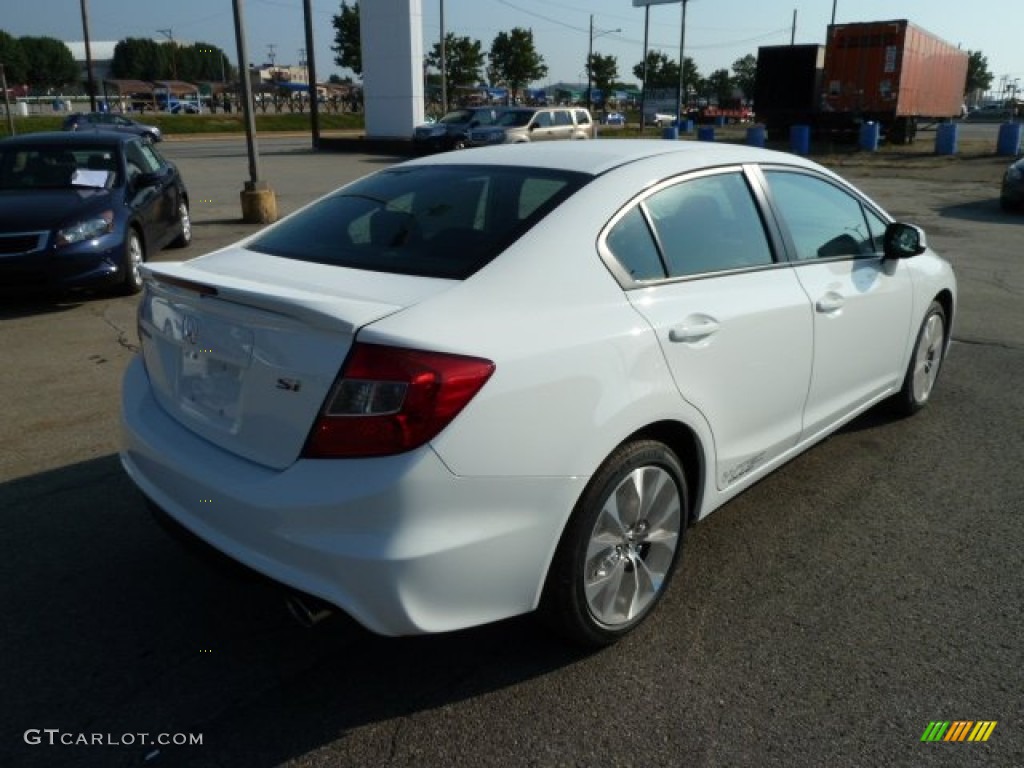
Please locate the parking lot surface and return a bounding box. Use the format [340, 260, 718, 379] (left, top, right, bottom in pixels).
[1, 136, 1022, 768]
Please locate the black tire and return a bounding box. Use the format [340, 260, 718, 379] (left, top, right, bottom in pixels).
[893, 301, 947, 417]
[540, 440, 688, 647]
[170, 200, 192, 248]
[118, 228, 145, 295]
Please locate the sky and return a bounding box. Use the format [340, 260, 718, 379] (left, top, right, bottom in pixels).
[2, 0, 1021, 96]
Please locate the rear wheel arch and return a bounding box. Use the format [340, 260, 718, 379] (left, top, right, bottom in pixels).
[624, 421, 706, 526]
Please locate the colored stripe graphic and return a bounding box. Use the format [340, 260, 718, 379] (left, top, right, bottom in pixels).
[921, 722, 950, 742]
[945, 721, 972, 741]
[921, 721, 996, 742]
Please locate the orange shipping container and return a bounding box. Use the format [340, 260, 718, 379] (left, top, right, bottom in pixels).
[823, 20, 968, 120]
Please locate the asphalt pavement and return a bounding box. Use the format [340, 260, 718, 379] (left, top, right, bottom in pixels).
[1, 135, 1021, 768]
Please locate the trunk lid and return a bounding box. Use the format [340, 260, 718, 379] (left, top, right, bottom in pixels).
[137, 249, 455, 469]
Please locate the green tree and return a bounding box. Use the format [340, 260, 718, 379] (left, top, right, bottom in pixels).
[332, 1, 361, 76]
[706, 68, 735, 104]
[633, 50, 678, 90]
[488, 27, 547, 101]
[0, 30, 29, 84]
[427, 33, 485, 87]
[176, 42, 232, 82]
[965, 50, 993, 99]
[731, 54, 756, 101]
[587, 53, 618, 105]
[111, 37, 170, 80]
[19, 36, 79, 90]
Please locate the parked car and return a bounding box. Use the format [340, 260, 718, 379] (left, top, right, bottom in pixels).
[603, 111, 626, 126]
[646, 112, 677, 127]
[412, 107, 508, 151]
[466, 107, 594, 145]
[0, 132, 190, 295]
[62, 112, 162, 142]
[168, 101, 201, 115]
[1001, 155, 1024, 211]
[120, 141, 955, 646]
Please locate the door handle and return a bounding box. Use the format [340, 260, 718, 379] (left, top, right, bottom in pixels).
[815, 292, 845, 313]
[668, 317, 720, 342]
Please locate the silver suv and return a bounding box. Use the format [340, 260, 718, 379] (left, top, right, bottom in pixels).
[467, 107, 594, 146]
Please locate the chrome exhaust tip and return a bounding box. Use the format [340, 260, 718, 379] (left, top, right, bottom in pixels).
[285, 593, 334, 628]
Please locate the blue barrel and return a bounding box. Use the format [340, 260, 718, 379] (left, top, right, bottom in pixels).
[746, 125, 766, 148]
[997, 122, 1023, 156]
[859, 121, 880, 152]
[935, 123, 958, 155]
[698, 126, 715, 142]
[662, 126, 679, 141]
[680, 119, 694, 133]
[790, 124, 811, 155]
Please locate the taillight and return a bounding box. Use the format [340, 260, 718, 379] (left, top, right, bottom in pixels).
[303, 343, 495, 458]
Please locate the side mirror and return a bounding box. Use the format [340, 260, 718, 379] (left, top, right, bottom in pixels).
[883, 222, 928, 259]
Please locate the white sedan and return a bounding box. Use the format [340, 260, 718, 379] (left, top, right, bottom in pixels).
[120, 141, 955, 646]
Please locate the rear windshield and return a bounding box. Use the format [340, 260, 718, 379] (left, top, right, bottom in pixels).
[247, 164, 590, 279]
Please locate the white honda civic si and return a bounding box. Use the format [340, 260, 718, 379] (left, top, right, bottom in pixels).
[121, 140, 955, 646]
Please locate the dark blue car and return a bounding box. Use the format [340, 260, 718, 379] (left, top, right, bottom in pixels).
[0, 132, 190, 296]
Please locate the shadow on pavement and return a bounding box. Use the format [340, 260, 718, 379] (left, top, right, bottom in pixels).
[0, 455, 590, 768]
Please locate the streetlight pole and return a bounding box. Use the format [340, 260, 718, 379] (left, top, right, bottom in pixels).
[231, 0, 277, 223]
[80, 0, 97, 112]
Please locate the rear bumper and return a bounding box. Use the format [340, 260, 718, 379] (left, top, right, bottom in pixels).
[120, 356, 585, 636]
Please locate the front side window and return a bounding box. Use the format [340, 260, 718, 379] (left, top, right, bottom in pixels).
[763, 171, 877, 260]
[248, 165, 590, 280]
[532, 112, 553, 128]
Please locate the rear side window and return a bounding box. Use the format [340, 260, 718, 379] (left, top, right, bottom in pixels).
[645, 172, 774, 277]
[248, 165, 591, 279]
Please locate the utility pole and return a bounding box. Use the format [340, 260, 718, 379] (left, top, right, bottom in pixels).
[640, 5, 650, 131]
[157, 28, 178, 80]
[80, 0, 97, 111]
[675, 0, 690, 125]
[1, 64, 16, 136]
[588, 16, 621, 112]
[791, 9, 797, 45]
[440, 0, 447, 114]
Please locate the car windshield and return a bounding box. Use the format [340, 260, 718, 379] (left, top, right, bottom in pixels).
[437, 110, 476, 125]
[0, 145, 119, 190]
[247, 164, 591, 279]
[494, 111, 535, 127]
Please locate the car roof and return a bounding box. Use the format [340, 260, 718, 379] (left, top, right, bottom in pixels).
[403, 139, 826, 177]
[0, 131, 134, 148]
